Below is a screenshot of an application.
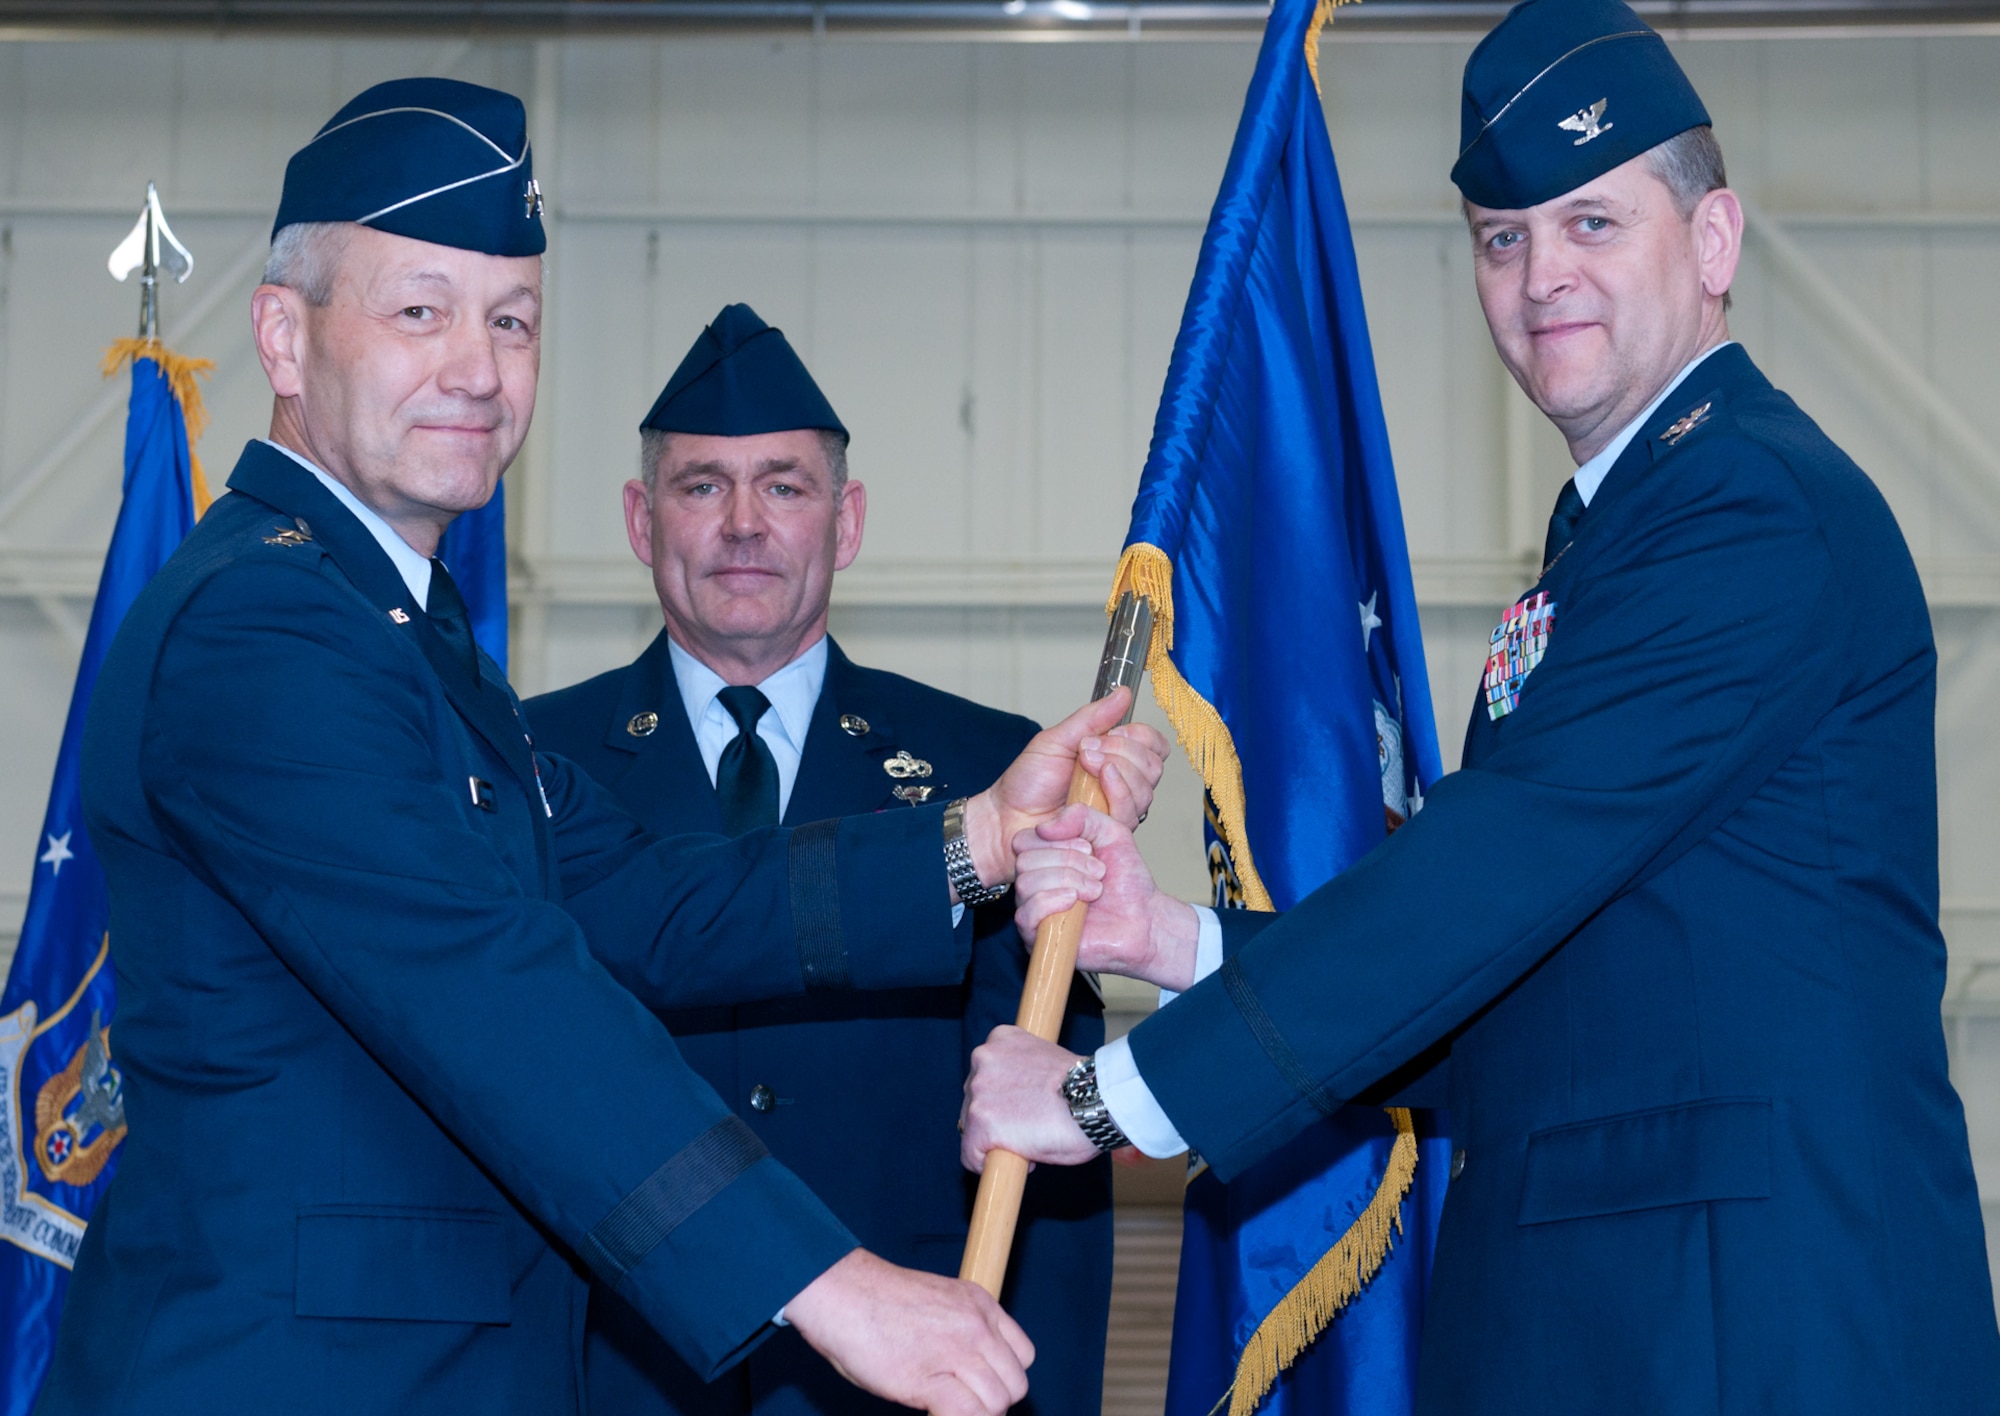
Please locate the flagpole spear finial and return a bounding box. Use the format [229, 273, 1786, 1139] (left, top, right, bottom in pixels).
[108, 183, 194, 341]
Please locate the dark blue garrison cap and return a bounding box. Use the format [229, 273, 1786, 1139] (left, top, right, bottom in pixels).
[274, 77, 545, 257]
[1451, 0, 1710, 211]
[641, 304, 848, 441]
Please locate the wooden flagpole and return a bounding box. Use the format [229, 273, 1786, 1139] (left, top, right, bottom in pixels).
[960, 591, 1154, 1298]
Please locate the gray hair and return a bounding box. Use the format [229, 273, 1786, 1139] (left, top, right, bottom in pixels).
[640, 427, 850, 496]
[1644, 125, 1728, 218]
[262, 221, 354, 306]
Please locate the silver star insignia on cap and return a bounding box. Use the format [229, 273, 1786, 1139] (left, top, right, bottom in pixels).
[839, 714, 870, 737]
[524, 177, 544, 219]
[1662, 402, 1712, 446]
[627, 710, 659, 737]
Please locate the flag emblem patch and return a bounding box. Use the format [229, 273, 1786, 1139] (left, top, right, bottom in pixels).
[1484, 592, 1555, 720]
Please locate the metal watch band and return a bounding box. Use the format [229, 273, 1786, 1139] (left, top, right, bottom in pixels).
[1063, 1057, 1132, 1154]
[943, 797, 1008, 906]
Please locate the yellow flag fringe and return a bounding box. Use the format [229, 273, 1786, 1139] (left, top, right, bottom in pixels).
[102, 337, 216, 516]
[1219, 1108, 1419, 1416]
[1108, 543, 1275, 912]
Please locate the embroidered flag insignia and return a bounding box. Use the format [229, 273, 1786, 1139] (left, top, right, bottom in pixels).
[1484, 591, 1556, 720]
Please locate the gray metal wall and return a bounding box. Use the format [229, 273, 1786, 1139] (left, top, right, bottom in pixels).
[3, 26, 1998, 1288]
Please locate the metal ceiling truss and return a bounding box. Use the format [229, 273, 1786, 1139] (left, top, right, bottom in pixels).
[3, 0, 2000, 40]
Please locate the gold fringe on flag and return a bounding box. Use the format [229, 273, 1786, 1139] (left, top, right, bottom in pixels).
[1303, 0, 1359, 99]
[1109, 542, 1275, 912]
[1219, 1108, 1419, 1416]
[102, 337, 216, 516]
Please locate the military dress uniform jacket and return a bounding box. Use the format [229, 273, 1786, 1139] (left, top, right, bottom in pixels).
[1127, 347, 2000, 1415]
[526, 635, 1113, 1416]
[41, 442, 978, 1416]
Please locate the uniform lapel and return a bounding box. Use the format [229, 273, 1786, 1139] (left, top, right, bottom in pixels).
[784, 640, 910, 824]
[225, 444, 544, 805]
[606, 630, 724, 835]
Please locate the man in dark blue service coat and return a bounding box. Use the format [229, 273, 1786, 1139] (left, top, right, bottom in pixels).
[963, 2, 2000, 1412]
[525, 306, 1113, 1416]
[41, 78, 1166, 1416]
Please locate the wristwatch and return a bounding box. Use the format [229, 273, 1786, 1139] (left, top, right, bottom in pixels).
[942, 797, 1008, 906]
[1062, 1056, 1132, 1153]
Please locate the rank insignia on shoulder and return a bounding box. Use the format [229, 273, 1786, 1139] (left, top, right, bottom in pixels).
[627, 711, 659, 738]
[262, 517, 313, 547]
[893, 784, 937, 806]
[388, 608, 411, 625]
[1662, 401, 1712, 446]
[883, 750, 932, 780]
[839, 714, 870, 737]
[1484, 591, 1556, 721]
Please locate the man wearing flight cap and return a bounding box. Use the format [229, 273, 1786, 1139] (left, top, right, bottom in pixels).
[526, 304, 1113, 1416]
[960, 1, 2000, 1409]
[40, 78, 1167, 1416]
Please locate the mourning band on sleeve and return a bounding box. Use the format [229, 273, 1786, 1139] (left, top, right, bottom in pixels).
[788, 818, 850, 992]
[580, 1116, 769, 1284]
[1221, 956, 1338, 1119]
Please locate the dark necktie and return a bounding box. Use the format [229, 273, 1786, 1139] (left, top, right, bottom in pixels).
[1542, 478, 1587, 570]
[715, 685, 780, 835]
[427, 558, 480, 680]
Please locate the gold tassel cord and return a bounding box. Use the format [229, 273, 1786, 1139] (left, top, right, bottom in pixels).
[1109, 543, 1275, 912]
[102, 337, 216, 515]
[1221, 1108, 1420, 1416]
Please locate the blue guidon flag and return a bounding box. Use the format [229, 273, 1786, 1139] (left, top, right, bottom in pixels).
[0, 339, 212, 1416]
[1107, 2, 1453, 1413]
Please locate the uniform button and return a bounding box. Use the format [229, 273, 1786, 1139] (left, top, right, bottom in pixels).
[749, 1084, 777, 1114]
[1449, 1147, 1467, 1180]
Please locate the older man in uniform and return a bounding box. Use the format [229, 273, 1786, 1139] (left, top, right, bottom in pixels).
[526, 304, 1112, 1416]
[41, 78, 1164, 1416]
[962, 2, 2000, 1411]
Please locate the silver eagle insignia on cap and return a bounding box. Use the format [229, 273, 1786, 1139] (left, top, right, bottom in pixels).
[1558, 98, 1613, 147]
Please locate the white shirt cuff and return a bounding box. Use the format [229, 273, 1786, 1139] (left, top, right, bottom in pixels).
[1095, 1036, 1187, 1158]
[1156, 905, 1224, 1006]
[951, 902, 965, 929]
[773, 1307, 788, 1327]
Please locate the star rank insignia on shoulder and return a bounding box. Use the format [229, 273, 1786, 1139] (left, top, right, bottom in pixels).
[262, 516, 314, 547]
[1662, 401, 1712, 446]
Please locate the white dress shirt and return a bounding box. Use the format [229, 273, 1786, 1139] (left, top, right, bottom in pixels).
[1094, 341, 1737, 1159]
[261, 440, 437, 609]
[667, 634, 826, 819]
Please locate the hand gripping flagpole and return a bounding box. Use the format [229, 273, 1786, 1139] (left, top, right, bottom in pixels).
[960, 590, 1154, 1299]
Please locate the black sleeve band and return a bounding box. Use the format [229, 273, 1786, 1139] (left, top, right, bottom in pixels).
[788, 818, 850, 992]
[1221, 956, 1338, 1119]
[580, 1116, 770, 1284]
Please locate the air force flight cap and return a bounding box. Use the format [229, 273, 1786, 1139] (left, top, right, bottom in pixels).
[641, 304, 848, 441]
[273, 77, 545, 257]
[1451, 0, 1710, 211]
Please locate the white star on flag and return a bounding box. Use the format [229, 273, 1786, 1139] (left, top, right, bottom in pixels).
[40, 830, 74, 877]
[1359, 591, 1382, 652]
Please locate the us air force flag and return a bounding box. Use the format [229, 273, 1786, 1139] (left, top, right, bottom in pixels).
[1108, 3, 1452, 1413]
[0, 342, 209, 1416]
